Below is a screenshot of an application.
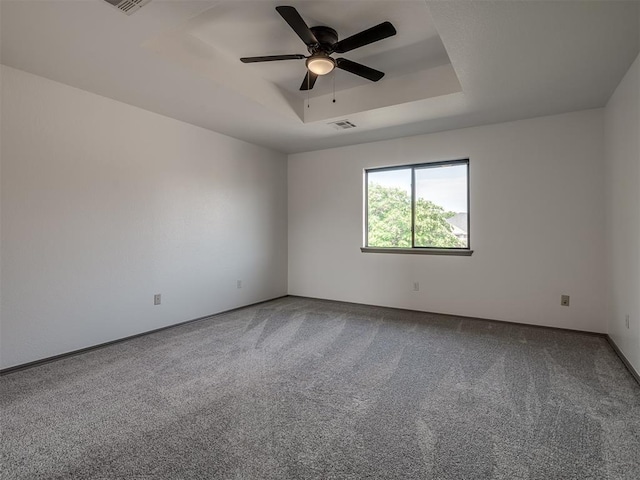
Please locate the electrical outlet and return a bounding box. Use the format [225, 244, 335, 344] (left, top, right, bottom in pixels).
[625, 314, 630, 329]
[154, 294, 161, 305]
[561, 295, 570, 307]
[237, 280, 242, 289]
[413, 282, 420, 292]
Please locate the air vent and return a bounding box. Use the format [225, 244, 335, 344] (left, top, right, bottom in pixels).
[103, 0, 151, 15]
[328, 120, 357, 130]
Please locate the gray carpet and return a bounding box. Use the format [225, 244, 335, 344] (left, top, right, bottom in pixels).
[1, 296, 639, 479]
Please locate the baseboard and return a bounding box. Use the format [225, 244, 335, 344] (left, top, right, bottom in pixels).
[606, 335, 640, 386]
[0, 295, 288, 376]
[287, 295, 606, 336]
[5, 295, 638, 388]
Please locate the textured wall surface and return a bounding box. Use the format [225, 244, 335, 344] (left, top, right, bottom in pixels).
[0, 65, 288, 369]
[605, 54, 640, 372]
[289, 109, 607, 332]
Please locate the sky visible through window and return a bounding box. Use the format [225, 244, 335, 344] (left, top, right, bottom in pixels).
[368, 164, 467, 213]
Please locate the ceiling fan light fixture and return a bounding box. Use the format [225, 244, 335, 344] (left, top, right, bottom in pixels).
[306, 55, 335, 75]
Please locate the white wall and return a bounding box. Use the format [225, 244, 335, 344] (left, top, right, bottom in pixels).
[0, 65, 288, 369]
[289, 109, 607, 332]
[604, 54, 640, 373]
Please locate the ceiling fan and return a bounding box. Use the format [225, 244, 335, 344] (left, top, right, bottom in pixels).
[240, 6, 397, 91]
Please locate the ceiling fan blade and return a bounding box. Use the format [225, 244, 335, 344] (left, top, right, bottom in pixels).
[299, 71, 318, 91]
[336, 58, 384, 82]
[332, 21, 396, 54]
[240, 54, 306, 63]
[276, 6, 318, 46]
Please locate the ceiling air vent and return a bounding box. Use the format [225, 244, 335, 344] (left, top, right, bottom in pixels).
[329, 120, 357, 130]
[103, 0, 151, 15]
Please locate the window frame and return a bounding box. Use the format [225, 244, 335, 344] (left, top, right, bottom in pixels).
[362, 158, 472, 256]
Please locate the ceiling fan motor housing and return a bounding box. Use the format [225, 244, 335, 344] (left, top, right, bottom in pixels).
[309, 26, 339, 53]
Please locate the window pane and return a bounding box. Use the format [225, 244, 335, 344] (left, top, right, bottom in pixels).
[414, 164, 468, 248]
[367, 168, 412, 247]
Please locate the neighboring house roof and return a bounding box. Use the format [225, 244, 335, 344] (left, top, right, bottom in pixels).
[446, 213, 468, 233]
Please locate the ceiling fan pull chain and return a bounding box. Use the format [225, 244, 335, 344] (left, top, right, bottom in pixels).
[333, 74, 336, 104]
[307, 75, 310, 108]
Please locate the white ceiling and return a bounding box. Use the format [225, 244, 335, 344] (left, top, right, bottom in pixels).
[1, 0, 638, 154]
[142, 1, 460, 125]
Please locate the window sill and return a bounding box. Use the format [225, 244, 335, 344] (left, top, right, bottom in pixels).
[361, 247, 473, 256]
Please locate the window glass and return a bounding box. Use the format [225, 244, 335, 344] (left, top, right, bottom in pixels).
[367, 168, 412, 248]
[365, 160, 469, 250]
[414, 163, 468, 248]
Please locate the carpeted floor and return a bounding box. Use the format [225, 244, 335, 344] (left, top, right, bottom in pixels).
[1, 296, 639, 479]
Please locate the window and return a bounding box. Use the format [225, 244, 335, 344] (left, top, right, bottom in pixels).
[363, 159, 471, 255]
